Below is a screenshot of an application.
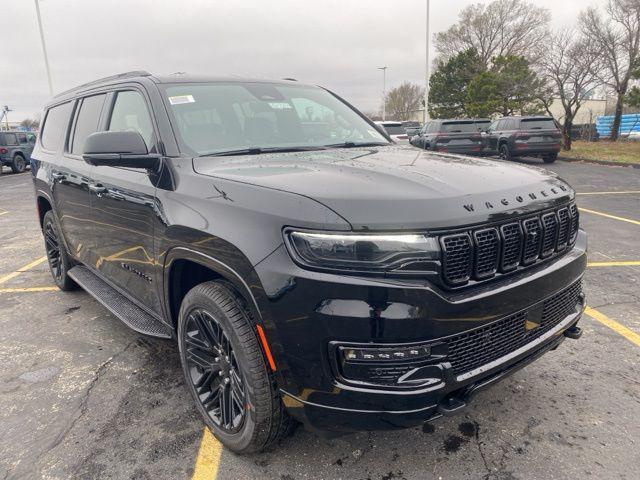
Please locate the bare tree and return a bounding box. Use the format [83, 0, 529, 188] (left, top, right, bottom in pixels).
[580, 0, 640, 140]
[384, 82, 425, 121]
[434, 0, 551, 67]
[20, 117, 40, 131]
[540, 30, 604, 150]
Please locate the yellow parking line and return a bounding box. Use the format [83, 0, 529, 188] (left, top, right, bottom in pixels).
[588, 261, 640, 267]
[579, 208, 640, 226]
[578, 190, 640, 196]
[0, 286, 58, 293]
[0, 211, 8, 216]
[585, 306, 640, 348]
[191, 428, 222, 480]
[0, 256, 47, 285]
[587, 260, 640, 267]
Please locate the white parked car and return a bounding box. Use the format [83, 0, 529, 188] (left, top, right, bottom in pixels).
[375, 121, 410, 143]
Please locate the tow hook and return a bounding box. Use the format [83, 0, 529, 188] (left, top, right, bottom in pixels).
[437, 396, 467, 416]
[564, 325, 583, 339]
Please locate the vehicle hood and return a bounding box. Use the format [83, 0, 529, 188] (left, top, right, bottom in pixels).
[192, 146, 574, 230]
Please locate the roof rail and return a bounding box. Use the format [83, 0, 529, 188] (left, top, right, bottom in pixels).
[54, 70, 152, 98]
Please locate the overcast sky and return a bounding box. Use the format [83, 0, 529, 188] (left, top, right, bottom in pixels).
[1, 0, 604, 122]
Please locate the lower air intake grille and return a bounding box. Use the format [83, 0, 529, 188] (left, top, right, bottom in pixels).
[445, 280, 583, 376]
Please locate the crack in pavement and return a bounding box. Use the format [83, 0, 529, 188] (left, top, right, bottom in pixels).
[5, 340, 137, 480]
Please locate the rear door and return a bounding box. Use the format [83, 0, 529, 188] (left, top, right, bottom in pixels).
[88, 88, 162, 314]
[40, 100, 96, 264]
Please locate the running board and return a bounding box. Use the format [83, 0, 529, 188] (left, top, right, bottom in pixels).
[68, 266, 172, 339]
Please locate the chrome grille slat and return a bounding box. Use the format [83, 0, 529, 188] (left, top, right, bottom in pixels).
[440, 203, 579, 287]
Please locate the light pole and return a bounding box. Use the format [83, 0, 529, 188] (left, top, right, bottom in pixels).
[424, 0, 431, 122]
[378, 66, 388, 121]
[34, 0, 54, 96]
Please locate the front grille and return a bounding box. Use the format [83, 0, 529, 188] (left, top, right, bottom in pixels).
[446, 280, 582, 376]
[440, 202, 579, 286]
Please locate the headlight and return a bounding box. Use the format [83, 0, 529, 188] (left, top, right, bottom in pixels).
[284, 230, 439, 273]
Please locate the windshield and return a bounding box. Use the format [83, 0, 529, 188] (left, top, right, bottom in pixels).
[162, 82, 389, 156]
[522, 118, 557, 130]
[441, 122, 478, 133]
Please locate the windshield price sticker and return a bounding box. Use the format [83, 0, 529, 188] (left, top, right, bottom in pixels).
[169, 95, 195, 105]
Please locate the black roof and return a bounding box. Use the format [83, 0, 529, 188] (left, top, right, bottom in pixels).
[48, 71, 309, 106]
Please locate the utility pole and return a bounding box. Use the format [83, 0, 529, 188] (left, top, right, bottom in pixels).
[424, 0, 431, 122]
[34, 0, 54, 96]
[378, 66, 388, 121]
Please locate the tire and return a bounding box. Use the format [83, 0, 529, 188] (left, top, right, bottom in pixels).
[42, 210, 78, 291]
[499, 143, 512, 161]
[543, 152, 558, 163]
[178, 281, 295, 454]
[11, 154, 27, 174]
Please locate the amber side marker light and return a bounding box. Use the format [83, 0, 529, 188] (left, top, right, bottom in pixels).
[256, 324, 277, 371]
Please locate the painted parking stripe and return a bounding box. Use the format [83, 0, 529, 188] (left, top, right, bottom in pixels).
[577, 190, 640, 196]
[0, 256, 47, 285]
[191, 428, 222, 480]
[0, 286, 58, 293]
[579, 208, 640, 226]
[585, 306, 640, 348]
[0, 211, 8, 216]
[588, 261, 640, 267]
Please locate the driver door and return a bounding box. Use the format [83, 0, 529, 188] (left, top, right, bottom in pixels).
[88, 88, 163, 314]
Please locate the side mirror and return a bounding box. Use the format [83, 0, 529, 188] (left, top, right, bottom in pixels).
[83, 131, 160, 170]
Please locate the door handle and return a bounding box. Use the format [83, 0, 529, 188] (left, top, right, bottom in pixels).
[88, 184, 107, 195]
[51, 172, 66, 181]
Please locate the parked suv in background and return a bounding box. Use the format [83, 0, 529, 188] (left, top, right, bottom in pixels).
[410, 119, 483, 155]
[0, 131, 36, 173]
[32, 71, 586, 453]
[485, 116, 562, 163]
[375, 121, 410, 142]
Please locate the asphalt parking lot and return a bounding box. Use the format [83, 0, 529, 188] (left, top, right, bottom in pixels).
[1, 158, 639, 480]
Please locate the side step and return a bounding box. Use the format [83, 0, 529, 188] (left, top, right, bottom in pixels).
[68, 266, 172, 339]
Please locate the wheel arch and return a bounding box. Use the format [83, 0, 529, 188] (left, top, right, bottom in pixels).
[163, 247, 263, 331]
[36, 193, 53, 228]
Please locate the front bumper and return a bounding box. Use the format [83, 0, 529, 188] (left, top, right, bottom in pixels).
[254, 230, 587, 432]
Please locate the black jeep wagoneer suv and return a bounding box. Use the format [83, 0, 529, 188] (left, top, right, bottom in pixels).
[32, 71, 586, 453]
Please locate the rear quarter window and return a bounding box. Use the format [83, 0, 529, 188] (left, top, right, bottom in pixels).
[41, 102, 73, 151]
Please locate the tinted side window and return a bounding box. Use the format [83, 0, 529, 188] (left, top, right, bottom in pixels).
[71, 94, 106, 154]
[17, 133, 28, 144]
[41, 102, 73, 151]
[108, 91, 154, 149]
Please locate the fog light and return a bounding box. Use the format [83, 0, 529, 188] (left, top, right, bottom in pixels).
[338, 344, 433, 363]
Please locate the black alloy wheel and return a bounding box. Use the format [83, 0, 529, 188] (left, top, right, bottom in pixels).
[184, 308, 247, 433]
[44, 219, 63, 282]
[499, 143, 512, 160]
[42, 210, 77, 291]
[178, 282, 295, 453]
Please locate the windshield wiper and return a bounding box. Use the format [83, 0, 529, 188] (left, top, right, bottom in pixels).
[322, 141, 390, 149]
[199, 146, 327, 157]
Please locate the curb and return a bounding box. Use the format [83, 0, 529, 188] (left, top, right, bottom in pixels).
[558, 156, 640, 169]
